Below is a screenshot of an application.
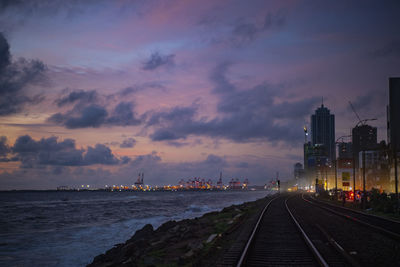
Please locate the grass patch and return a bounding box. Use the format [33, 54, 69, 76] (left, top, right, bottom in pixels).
[214, 221, 230, 233]
[148, 248, 166, 258]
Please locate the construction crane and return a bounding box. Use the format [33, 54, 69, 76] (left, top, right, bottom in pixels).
[348, 101, 377, 127]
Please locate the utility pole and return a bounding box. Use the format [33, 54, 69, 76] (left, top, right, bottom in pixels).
[353, 151, 356, 194]
[278, 179, 280, 194]
[348, 101, 376, 201]
[392, 133, 398, 206]
[362, 150, 366, 209]
[276, 172, 280, 194]
[325, 166, 328, 191]
[334, 159, 337, 198]
[395, 150, 398, 205]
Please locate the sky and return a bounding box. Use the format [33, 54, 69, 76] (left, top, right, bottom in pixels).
[0, 0, 399, 189]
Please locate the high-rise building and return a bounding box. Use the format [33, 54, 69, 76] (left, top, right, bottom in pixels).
[294, 163, 304, 179]
[388, 78, 400, 194]
[388, 78, 400, 152]
[338, 142, 352, 159]
[311, 104, 335, 162]
[336, 142, 353, 189]
[359, 144, 390, 191]
[352, 125, 377, 169]
[294, 162, 306, 188]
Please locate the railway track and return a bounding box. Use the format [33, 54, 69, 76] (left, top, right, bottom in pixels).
[304, 194, 400, 240]
[288, 193, 400, 266]
[235, 193, 400, 266]
[237, 195, 331, 266]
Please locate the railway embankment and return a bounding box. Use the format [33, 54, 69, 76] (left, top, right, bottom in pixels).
[87, 194, 272, 267]
[88, 192, 400, 267]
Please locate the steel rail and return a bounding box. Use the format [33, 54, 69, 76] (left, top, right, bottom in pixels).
[314, 224, 360, 267]
[236, 195, 278, 267]
[303, 194, 400, 241]
[309, 194, 400, 225]
[285, 196, 329, 267]
[237, 194, 330, 267]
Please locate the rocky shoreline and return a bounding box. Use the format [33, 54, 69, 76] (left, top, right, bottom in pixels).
[87, 193, 273, 267]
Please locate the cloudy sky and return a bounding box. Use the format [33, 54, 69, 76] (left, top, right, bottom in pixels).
[0, 0, 398, 189]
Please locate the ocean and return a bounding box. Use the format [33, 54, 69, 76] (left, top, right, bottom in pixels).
[0, 190, 270, 267]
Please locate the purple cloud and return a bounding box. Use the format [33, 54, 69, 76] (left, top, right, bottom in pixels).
[11, 135, 126, 168]
[120, 138, 136, 148]
[0, 33, 46, 116]
[142, 52, 175, 71]
[48, 90, 143, 128]
[148, 63, 319, 144]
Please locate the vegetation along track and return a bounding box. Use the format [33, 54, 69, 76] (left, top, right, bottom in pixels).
[287, 193, 400, 266]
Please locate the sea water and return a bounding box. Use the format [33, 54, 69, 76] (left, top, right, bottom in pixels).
[0, 190, 270, 266]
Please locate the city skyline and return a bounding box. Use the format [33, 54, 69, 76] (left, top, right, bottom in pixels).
[0, 0, 398, 189]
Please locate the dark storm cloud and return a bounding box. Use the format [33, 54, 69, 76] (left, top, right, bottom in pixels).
[147, 106, 199, 141]
[130, 152, 161, 167]
[11, 135, 125, 168]
[0, 136, 10, 156]
[150, 129, 185, 141]
[84, 144, 119, 165]
[107, 102, 141, 126]
[49, 89, 143, 128]
[166, 141, 190, 147]
[55, 89, 98, 107]
[120, 138, 136, 148]
[142, 52, 175, 71]
[116, 83, 166, 98]
[13, 135, 41, 153]
[148, 62, 319, 144]
[64, 104, 107, 128]
[49, 104, 108, 129]
[0, 33, 46, 116]
[0, 33, 10, 71]
[147, 106, 197, 127]
[13, 135, 83, 167]
[119, 86, 138, 97]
